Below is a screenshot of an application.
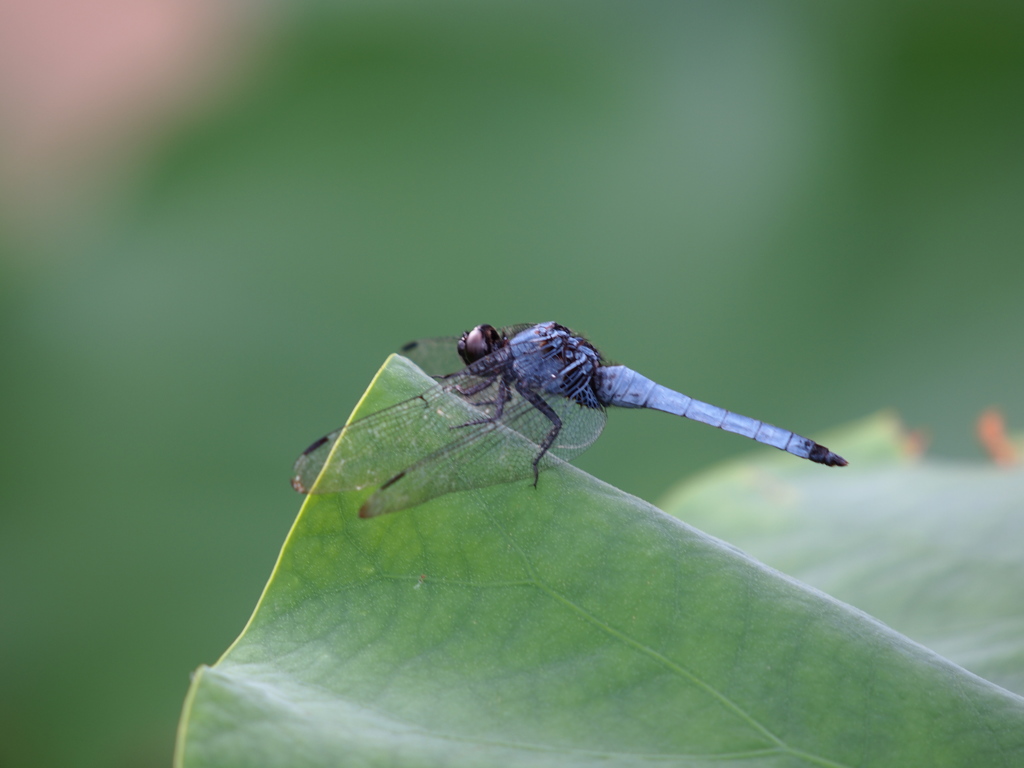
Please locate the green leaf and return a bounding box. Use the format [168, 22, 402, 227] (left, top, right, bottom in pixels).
[176, 359, 1024, 768]
[659, 411, 1024, 697]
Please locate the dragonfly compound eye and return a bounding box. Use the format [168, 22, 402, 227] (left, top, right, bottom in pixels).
[458, 324, 499, 365]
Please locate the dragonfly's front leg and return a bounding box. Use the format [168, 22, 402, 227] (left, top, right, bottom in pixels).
[514, 381, 561, 486]
[453, 376, 497, 398]
[452, 378, 510, 429]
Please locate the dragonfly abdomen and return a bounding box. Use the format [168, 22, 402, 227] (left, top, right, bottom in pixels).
[597, 365, 847, 467]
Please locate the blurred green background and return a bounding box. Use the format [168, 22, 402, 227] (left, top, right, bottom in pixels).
[1, 1, 1022, 766]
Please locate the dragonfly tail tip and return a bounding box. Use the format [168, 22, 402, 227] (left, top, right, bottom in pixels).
[808, 443, 848, 467]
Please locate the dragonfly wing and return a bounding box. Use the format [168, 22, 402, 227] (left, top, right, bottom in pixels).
[291, 428, 343, 493]
[359, 385, 607, 517]
[358, 400, 554, 517]
[496, 386, 607, 462]
[292, 367, 511, 494]
[399, 336, 463, 376]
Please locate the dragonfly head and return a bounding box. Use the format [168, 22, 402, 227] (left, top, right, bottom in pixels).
[458, 324, 503, 365]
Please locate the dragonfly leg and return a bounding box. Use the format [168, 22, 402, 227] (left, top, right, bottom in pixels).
[452, 378, 510, 429]
[515, 381, 562, 486]
[453, 376, 497, 398]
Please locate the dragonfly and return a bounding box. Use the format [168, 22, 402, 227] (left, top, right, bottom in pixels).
[292, 322, 847, 518]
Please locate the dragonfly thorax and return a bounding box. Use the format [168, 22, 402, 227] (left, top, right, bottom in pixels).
[509, 323, 603, 409]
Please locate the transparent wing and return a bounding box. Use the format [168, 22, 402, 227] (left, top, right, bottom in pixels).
[291, 370, 496, 494]
[358, 385, 607, 517]
[291, 428, 344, 493]
[292, 361, 607, 516]
[398, 336, 462, 377]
